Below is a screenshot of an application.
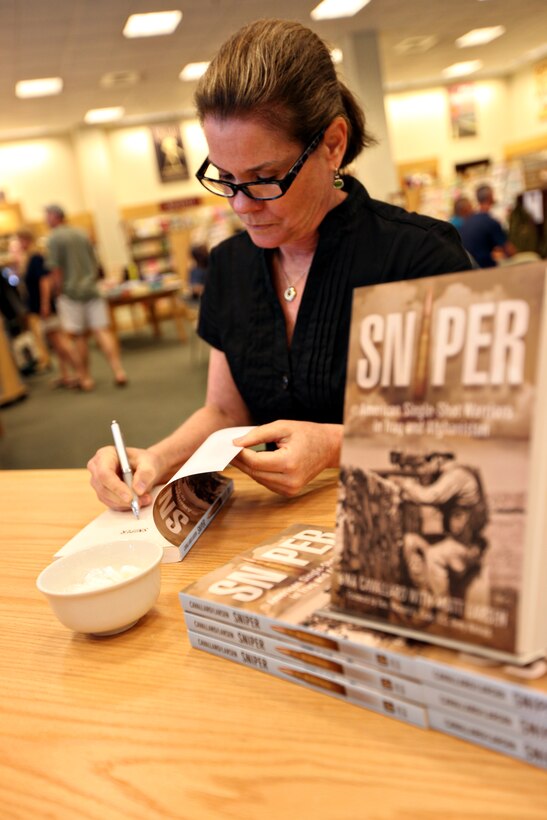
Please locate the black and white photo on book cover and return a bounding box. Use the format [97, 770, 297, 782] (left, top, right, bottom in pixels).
[331, 262, 547, 662]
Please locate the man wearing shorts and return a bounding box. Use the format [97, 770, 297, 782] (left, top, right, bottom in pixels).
[44, 205, 127, 390]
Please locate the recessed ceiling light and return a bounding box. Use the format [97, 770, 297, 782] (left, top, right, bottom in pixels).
[15, 77, 63, 98]
[100, 70, 140, 89]
[330, 48, 343, 65]
[394, 35, 439, 55]
[456, 26, 506, 48]
[179, 62, 209, 81]
[123, 10, 182, 38]
[311, 0, 371, 21]
[442, 60, 483, 78]
[84, 106, 125, 124]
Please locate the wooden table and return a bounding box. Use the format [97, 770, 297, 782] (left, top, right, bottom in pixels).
[104, 281, 188, 343]
[1, 469, 546, 819]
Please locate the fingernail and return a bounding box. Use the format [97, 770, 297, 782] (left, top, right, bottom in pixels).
[134, 481, 146, 493]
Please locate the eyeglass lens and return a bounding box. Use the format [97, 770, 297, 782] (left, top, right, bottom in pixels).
[199, 176, 284, 199]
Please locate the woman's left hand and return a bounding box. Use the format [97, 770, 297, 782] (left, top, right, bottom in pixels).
[231, 420, 343, 496]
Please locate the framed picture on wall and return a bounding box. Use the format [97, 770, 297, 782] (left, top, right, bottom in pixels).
[151, 123, 190, 183]
[448, 83, 478, 138]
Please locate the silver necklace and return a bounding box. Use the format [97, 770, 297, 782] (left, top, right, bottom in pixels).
[277, 257, 308, 302]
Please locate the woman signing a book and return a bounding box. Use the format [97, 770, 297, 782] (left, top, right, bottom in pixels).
[88, 18, 471, 509]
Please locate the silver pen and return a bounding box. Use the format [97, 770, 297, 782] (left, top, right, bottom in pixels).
[111, 419, 140, 519]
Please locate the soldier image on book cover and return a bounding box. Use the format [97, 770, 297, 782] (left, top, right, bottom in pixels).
[332, 264, 547, 655]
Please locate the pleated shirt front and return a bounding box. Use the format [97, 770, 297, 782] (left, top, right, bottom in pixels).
[198, 176, 471, 425]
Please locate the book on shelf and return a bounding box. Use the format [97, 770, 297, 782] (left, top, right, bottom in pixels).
[56, 426, 252, 563]
[179, 522, 547, 769]
[330, 261, 547, 665]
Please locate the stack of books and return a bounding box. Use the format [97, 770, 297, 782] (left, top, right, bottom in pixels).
[180, 262, 547, 770]
[179, 524, 547, 771]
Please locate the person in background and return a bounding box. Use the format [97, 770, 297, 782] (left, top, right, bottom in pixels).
[449, 195, 473, 234]
[188, 244, 209, 301]
[44, 205, 127, 390]
[14, 228, 85, 388]
[508, 195, 541, 256]
[88, 18, 471, 511]
[459, 184, 516, 267]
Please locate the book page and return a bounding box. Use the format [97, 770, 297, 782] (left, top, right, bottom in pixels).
[56, 426, 254, 558]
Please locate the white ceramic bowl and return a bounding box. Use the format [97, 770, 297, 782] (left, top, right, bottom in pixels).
[36, 540, 163, 636]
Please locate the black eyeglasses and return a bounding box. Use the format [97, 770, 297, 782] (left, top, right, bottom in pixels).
[196, 127, 326, 201]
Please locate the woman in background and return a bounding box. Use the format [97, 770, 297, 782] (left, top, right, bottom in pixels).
[15, 228, 84, 388]
[88, 18, 471, 510]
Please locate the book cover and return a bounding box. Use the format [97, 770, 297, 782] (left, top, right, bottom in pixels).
[56, 426, 252, 562]
[331, 262, 547, 663]
[187, 629, 428, 729]
[179, 523, 420, 678]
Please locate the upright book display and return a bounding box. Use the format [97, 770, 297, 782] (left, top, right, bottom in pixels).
[331, 262, 547, 664]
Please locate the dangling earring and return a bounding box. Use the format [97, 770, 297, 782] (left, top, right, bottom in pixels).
[333, 169, 344, 190]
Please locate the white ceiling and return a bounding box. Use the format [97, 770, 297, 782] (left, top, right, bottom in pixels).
[1, 0, 547, 141]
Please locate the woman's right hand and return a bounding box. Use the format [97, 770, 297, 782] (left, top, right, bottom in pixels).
[87, 446, 161, 510]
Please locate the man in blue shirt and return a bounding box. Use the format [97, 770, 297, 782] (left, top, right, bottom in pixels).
[459, 184, 516, 268]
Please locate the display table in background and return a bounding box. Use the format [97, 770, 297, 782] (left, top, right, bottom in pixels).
[102, 279, 189, 343]
[1, 468, 546, 819]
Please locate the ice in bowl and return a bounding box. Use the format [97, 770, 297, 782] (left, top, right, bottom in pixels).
[36, 540, 162, 636]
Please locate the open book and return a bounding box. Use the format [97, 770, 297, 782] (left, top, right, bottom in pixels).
[56, 426, 253, 563]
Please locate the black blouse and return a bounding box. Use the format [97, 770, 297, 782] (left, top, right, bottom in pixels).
[198, 176, 472, 425]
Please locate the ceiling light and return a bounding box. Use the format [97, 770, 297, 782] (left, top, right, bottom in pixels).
[330, 48, 343, 65]
[179, 62, 209, 81]
[15, 77, 63, 98]
[123, 11, 182, 38]
[456, 26, 506, 48]
[100, 70, 140, 89]
[311, 0, 371, 21]
[84, 106, 125, 124]
[394, 35, 439, 56]
[441, 60, 483, 78]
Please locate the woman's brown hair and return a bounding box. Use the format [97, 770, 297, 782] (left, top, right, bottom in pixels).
[195, 18, 376, 167]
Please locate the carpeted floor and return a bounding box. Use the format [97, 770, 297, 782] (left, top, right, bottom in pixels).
[0, 320, 209, 470]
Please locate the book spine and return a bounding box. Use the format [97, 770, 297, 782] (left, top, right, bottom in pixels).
[180, 596, 419, 679]
[188, 630, 428, 729]
[428, 709, 547, 771]
[184, 612, 426, 705]
[180, 598, 547, 734]
[416, 657, 547, 725]
[177, 479, 234, 560]
[186, 612, 547, 741]
[426, 686, 524, 735]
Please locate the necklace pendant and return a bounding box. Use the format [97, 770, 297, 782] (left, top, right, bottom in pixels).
[284, 285, 297, 302]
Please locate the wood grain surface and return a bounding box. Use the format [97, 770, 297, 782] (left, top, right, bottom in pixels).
[1, 468, 545, 820]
